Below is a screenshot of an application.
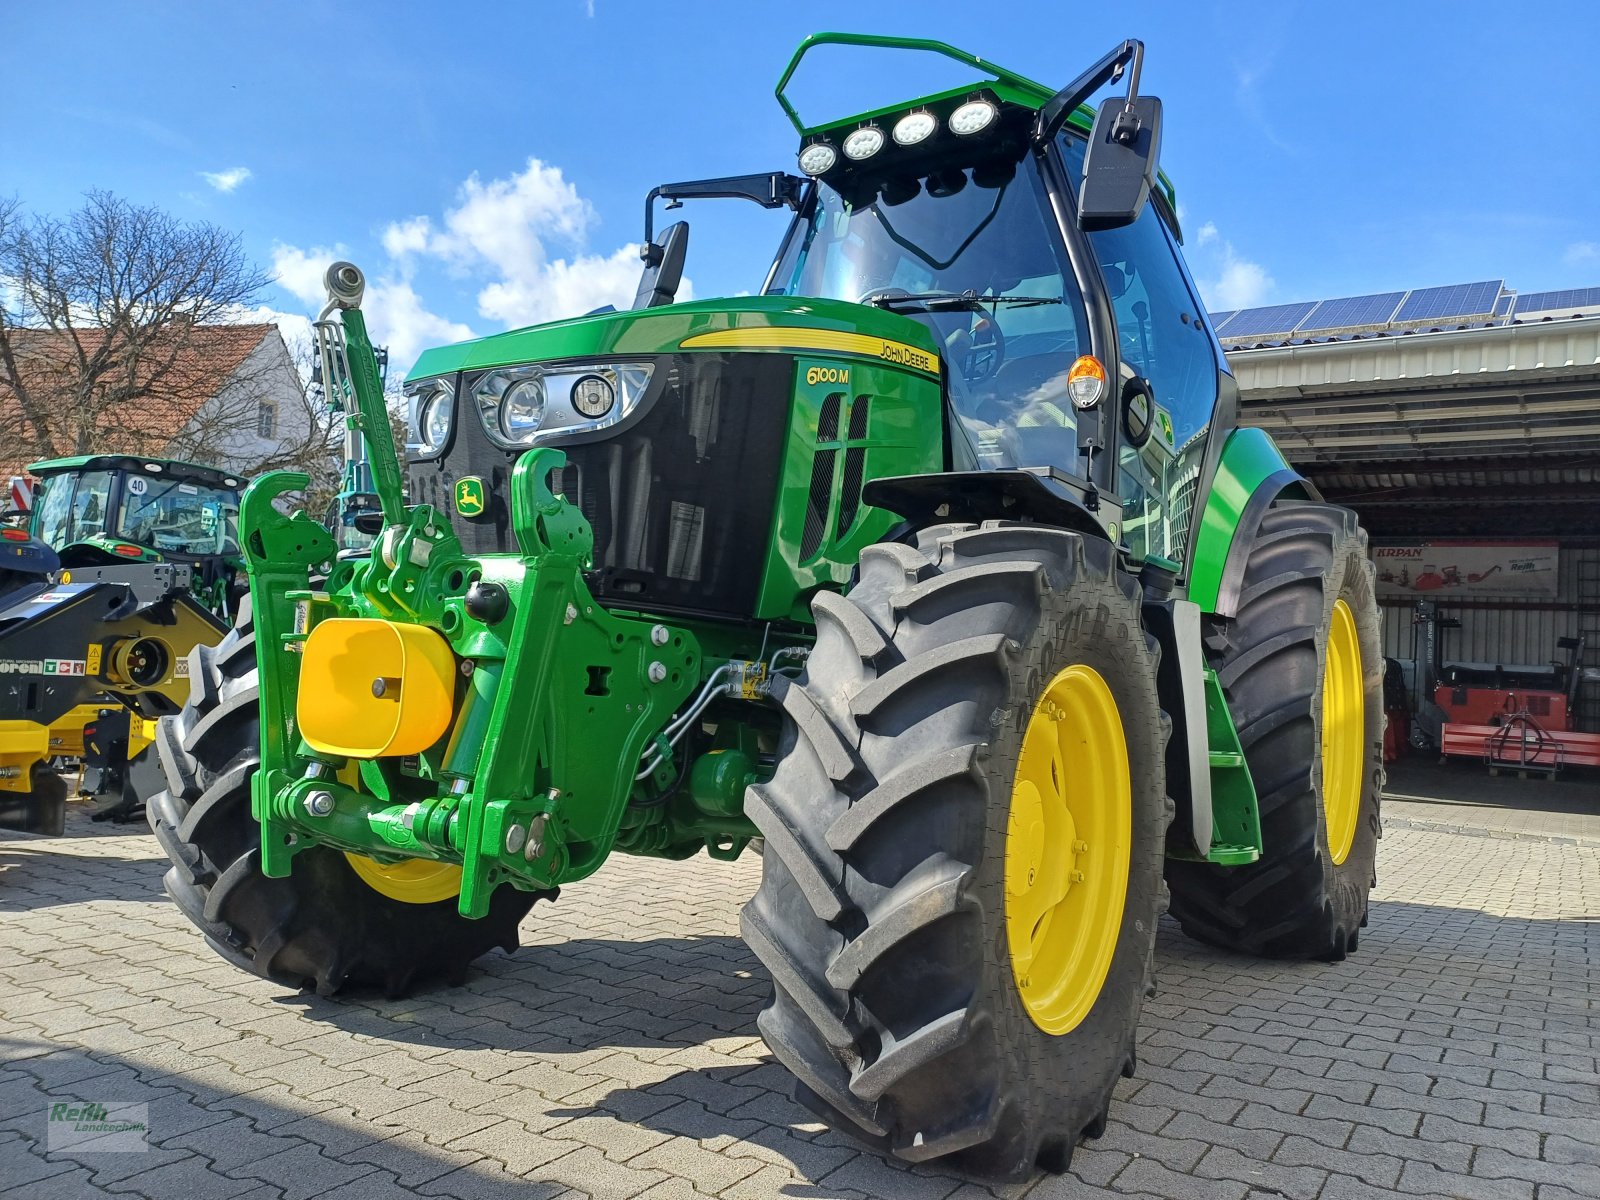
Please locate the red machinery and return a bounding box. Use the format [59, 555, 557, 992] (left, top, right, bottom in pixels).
[1435, 636, 1600, 776]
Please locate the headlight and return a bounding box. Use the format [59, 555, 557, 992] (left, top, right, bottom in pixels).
[571, 374, 615, 419]
[500, 375, 547, 440]
[405, 376, 455, 453]
[473, 362, 654, 448]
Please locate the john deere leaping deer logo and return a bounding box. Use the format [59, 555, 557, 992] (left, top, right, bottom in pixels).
[454, 476, 487, 518]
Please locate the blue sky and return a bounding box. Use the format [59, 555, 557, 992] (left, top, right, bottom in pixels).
[7, 1, 1599, 370]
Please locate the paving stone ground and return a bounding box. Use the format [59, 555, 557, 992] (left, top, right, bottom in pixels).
[2, 798, 1597, 1200]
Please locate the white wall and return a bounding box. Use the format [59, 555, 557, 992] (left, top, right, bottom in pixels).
[176, 330, 313, 475]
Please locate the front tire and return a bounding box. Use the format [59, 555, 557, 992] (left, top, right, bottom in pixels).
[1166, 501, 1383, 960]
[146, 603, 543, 997]
[744, 523, 1169, 1180]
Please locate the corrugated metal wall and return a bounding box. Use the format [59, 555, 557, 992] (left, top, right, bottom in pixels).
[1378, 543, 1600, 731]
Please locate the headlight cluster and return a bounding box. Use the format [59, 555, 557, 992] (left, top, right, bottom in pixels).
[798, 96, 1000, 176]
[405, 376, 456, 455]
[473, 362, 654, 448]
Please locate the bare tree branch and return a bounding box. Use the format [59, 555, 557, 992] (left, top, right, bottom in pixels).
[0, 191, 275, 470]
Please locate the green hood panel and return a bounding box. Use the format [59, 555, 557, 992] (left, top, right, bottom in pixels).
[406, 295, 942, 382]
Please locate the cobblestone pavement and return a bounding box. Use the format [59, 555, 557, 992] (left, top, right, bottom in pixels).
[1384, 760, 1600, 847]
[2, 806, 1597, 1200]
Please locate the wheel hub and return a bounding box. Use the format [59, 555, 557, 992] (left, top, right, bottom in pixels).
[1005, 664, 1131, 1035]
[1321, 598, 1364, 865]
[344, 853, 463, 905]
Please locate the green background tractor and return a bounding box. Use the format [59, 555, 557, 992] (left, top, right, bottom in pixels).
[146, 34, 1381, 1180]
[0, 455, 243, 830]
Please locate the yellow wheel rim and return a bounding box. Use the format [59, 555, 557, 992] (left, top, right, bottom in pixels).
[336, 763, 462, 904]
[1005, 664, 1131, 1035]
[1321, 598, 1365, 866]
[344, 853, 463, 905]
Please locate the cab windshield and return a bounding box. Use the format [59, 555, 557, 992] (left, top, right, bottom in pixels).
[116, 474, 240, 557]
[769, 156, 1091, 474]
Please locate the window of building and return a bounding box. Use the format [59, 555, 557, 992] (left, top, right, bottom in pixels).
[257, 398, 277, 439]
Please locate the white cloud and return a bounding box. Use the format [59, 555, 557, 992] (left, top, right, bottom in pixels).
[268, 242, 475, 374]
[264, 156, 673, 376]
[1564, 241, 1599, 267]
[270, 242, 346, 308]
[365, 280, 476, 371]
[385, 157, 685, 328]
[1190, 225, 1275, 311]
[1207, 255, 1274, 311]
[382, 217, 431, 260]
[201, 166, 253, 193]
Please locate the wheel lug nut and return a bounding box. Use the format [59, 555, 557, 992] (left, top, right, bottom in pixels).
[1074, 840, 1088, 853]
[1070, 870, 1085, 883]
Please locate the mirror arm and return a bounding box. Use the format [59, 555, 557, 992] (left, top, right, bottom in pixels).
[644, 173, 806, 256]
[1034, 38, 1144, 147]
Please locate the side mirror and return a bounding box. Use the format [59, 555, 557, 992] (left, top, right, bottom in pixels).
[634, 221, 689, 310]
[1078, 95, 1162, 232]
[1121, 377, 1156, 449]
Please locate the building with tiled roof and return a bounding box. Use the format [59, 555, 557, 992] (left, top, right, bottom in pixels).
[0, 322, 315, 480]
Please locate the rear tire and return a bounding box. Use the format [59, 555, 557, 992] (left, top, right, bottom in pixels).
[146, 601, 543, 997]
[744, 522, 1170, 1180]
[1166, 501, 1382, 960]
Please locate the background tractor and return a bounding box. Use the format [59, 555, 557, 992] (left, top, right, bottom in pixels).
[0, 456, 241, 831]
[146, 34, 1382, 1180]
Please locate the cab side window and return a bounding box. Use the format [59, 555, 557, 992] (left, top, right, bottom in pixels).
[1087, 203, 1217, 448]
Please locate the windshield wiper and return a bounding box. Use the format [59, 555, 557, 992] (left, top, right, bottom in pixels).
[865, 290, 1063, 313]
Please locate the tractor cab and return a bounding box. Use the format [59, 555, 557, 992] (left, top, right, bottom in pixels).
[601, 35, 1220, 574]
[25, 455, 244, 615]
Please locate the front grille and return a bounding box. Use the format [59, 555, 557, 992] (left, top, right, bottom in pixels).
[835, 395, 871, 538]
[409, 352, 793, 619]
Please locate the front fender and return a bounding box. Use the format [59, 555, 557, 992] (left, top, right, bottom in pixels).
[1185, 429, 1316, 617]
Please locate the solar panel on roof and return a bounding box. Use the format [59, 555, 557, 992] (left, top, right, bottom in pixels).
[1514, 287, 1600, 315]
[1208, 311, 1238, 333]
[1494, 294, 1514, 317]
[1392, 280, 1503, 324]
[1297, 291, 1405, 332]
[1215, 300, 1318, 339]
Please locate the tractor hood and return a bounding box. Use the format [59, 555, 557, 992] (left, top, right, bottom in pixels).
[406, 294, 941, 382]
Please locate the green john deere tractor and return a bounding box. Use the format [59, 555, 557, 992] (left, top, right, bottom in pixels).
[147, 34, 1382, 1179]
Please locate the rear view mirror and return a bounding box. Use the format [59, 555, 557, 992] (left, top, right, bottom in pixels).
[634, 221, 689, 310]
[1122, 377, 1156, 449]
[1078, 95, 1162, 232]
